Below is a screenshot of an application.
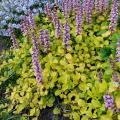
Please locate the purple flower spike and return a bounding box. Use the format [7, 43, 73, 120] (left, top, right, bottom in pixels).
[68, 0, 73, 12]
[44, 3, 52, 18]
[20, 16, 30, 36]
[44, 30, 50, 53]
[75, 3, 83, 35]
[95, 0, 100, 12]
[31, 32, 39, 56]
[39, 30, 50, 52]
[52, 9, 59, 26]
[63, 21, 70, 48]
[28, 11, 35, 31]
[39, 30, 44, 46]
[99, 0, 109, 12]
[8, 27, 19, 49]
[82, 0, 87, 13]
[103, 94, 114, 110]
[55, 21, 62, 38]
[112, 72, 119, 82]
[85, 0, 94, 23]
[109, 0, 118, 32]
[52, 9, 61, 38]
[95, 0, 109, 12]
[62, 0, 69, 19]
[32, 46, 42, 83]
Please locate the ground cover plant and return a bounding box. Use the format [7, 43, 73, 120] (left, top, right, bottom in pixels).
[0, 0, 120, 120]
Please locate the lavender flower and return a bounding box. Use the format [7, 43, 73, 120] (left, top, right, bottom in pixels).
[63, 21, 70, 48]
[112, 72, 119, 83]
[73, 0, 81, 11]
[31, 32, 39, 56]
[28, 11, 35, 31]
[32, 46, 42, 83]
[103, 0, 109, 11]
[20, 16, 30, 36]
[52, 9, 62, 38]
[99, 0, 109, 12]
[52, 9, 59, 26]
[39, 30, 44, 46]
[62, 0, 69, 19]
[8, 27, 19, 49]
[44, 30, 50, 53]
[39, 30, 50, 52]
[116, 40, 120, 62]
[44, 3, 52, 18]
[55, 21, 62, 38]
[75, 3, 83, 35]
[109, 58, 115, 70]
[68, 0, 73, 12]
[103, 94, 114, 110]
[95, 0, 100, 12]
[82, 0, 87, 13]
[109, 0, 118, 32]
[85, 0, 94, 23]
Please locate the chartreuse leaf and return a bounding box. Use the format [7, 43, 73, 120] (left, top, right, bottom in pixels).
[115, 95, 120, 109]
[65, 53, 73, 63]
[91, 99, 101, 108]
[99, 81, 108, 93]
[72, 112, 80, 120]
[15, 104, 26, 114]
[30, 108, 36, 116]
[76, 35, 82, 43]
[108, 82, 117, 93]
[101, 31, 111, 38]
[53, 107, 61, 115]
[81, 116, 89, 120]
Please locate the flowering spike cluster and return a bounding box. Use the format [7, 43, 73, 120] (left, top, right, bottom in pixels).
[95, 0, 109, 12]
[8, 27, 19, 49]
[75, 3, 83, 35]
[85, 0, 94, 23]
[39, 30, 50, 52]
[55, 21, 62, 38]
[68, 0, 73, 12]
[52, 8, 59, 25]
[52, 9, 62, 38]
[62, 1, 69, 19]
[31, 33, 39, 55]
[95, 0, 100, 12]
[62, 0, 76, 19]
[103, 0, 109, 11]
[29, 11, 43, 83]
[44, 3, 52, 18]
[63, 21, 70, 48]
[44, 30, 50, 53]
[20, 16, 30, 36]
[32, 45, 42, 83]
[28, 11, 35, 31]
[103, 94, 114, 110]
[109, 0, 118, 32]
[39, 30, 44, 46]
[112, 72, 119, 82]
[82, 0, 87, 13]
[116, 40, 120, 62]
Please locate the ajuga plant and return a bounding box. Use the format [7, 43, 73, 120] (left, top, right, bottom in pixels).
[0, 0, 120, 120]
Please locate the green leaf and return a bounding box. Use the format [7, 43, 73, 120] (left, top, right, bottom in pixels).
[76, 35, 82, 43]
[53, 108, 60, 115]
[99, 81, 108, 93]
[30, 108, 36, 116]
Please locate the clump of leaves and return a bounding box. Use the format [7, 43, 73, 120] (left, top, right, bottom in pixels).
[0, 3, 120, 120]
